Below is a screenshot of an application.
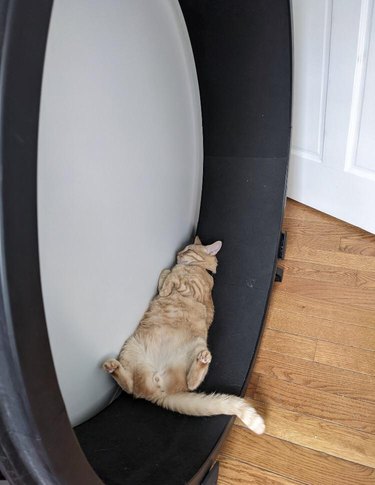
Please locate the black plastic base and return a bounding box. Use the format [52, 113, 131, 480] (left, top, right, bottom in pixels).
[275, 267, 285, 283]
[278, 232, 288, 260]
[201, 463, 219, 485]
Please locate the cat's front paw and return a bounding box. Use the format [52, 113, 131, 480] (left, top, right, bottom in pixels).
[197, 349, 212, 365]
[103, 359, 120, 374]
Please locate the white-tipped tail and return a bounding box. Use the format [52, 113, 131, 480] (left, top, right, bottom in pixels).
[155, 391, 265, 435]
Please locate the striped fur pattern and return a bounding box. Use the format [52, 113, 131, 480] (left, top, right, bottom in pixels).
[103, 237, 265, 434]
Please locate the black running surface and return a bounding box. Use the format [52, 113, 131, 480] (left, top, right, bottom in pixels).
[75, 2, 292, 484]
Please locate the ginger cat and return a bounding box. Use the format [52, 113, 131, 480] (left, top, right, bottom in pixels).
[103, 237, 265, 434]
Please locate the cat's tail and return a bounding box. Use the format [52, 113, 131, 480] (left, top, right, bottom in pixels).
[154, 391, 265, 435]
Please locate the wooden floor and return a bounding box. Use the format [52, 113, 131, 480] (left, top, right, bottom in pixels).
[217, 199, 375, 485]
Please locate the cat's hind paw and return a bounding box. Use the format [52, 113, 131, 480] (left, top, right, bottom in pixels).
[197, 349, 212, 365]
[103, 359, 120, 374]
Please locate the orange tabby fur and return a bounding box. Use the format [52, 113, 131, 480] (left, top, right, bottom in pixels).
[103, 237, 265, 434]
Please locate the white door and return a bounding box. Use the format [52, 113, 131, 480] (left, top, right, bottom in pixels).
[288, 0, 375, 234]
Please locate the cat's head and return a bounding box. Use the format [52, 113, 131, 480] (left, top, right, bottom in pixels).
[177, 236, 222, 273]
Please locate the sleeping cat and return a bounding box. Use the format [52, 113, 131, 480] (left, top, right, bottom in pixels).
[103, 237, 265, 434]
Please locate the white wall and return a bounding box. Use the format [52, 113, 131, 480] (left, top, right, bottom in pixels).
[38, 0, 202, 425]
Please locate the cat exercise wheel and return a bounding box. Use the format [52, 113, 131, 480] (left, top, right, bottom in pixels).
[0, 1, 292, 484]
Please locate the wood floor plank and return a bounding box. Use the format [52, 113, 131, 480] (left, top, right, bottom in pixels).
[283, 217, 365, 239]
[339, 233, 375, 242]
[246, 373, 260, 399]
[253, 349, 375, 403]
[260, 329, 316, 360]
[220, 425, 375, 485]
[340, 235, 375, 257]
[250, 376, 375, 433]
[278, 259, 357, 287]
[235, 402, 375, 468]
[357, 270, 375, 289]
[287, 234, 340, 252]
[218, 456, 300, 485]
[266, 308, 375, 351]
[281, 216, 304, 233]
[285, 238, 375, 272]
[269, 287, 375, 329]
[315, 341, 375, 377]
[284, 199, 305, 220]
[276, 275, 375, 311]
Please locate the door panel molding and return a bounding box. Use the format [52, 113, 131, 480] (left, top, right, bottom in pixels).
[345, 0, 375, 178]
[291, 0, 333, 164]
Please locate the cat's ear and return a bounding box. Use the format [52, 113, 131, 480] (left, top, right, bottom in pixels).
[204, 241, 222, 256]
[194, 236, 202, 245]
